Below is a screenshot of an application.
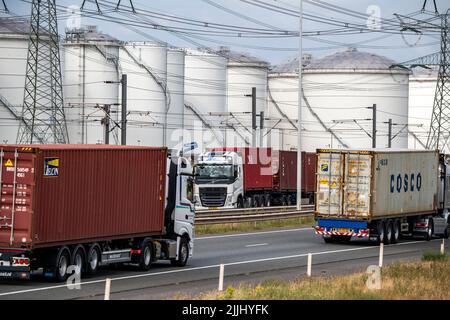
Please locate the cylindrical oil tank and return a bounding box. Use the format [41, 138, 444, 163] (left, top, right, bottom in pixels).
[184, 48, 228, 150]
[166, 48, 185, 148]
[63, 26, 121, 145]
[408, 67, 437, 149]
[269, 48, 410, 151]
[0, 18, 30, 144]
[223, 48, 269, 148]
[119, 42, 167, 147]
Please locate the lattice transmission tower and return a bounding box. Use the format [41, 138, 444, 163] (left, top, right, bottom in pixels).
[393, 1, 450, 151]
[17, 0, 68, 144]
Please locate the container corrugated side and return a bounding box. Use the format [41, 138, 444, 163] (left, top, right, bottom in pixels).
[371, 150, 439, 218]
[315, 149, 439, 220]
[1, 145, 167, 248]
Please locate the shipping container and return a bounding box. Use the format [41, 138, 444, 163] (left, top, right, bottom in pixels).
[0, 145, 167, 248]
[314, 149, 449, 244]
[0, 145, 195, 281]
[273, 151, 316, 193]
[315, 149, 439, 219]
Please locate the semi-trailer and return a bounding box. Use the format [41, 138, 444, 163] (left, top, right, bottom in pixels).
[314, 149, 450, 244]
[0, 145, 195, 281]
[193, 147, 315, 209]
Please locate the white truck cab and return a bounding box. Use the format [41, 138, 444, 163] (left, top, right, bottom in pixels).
[193, 151, 244, 209]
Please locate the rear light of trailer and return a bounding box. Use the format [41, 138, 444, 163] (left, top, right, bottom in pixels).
[12, 257, 30, 266]
[360, 229, 369, 234]
[415, 221, 428, 228]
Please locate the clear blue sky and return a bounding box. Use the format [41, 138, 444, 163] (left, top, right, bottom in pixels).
[4, 0, 447, 65]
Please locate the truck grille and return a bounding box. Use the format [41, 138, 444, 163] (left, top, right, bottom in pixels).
[199, 187, 227, 207]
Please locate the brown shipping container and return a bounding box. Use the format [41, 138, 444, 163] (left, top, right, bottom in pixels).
[0, 145, 167, 249]
[274, 151, 316, 193]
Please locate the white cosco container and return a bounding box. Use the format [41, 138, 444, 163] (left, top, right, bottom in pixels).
[315, 149, 440, 220]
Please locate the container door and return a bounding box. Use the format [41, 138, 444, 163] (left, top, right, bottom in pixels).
[0, 148, 35, 246]
[343, 153, 371, 218]
[316, 152, 344, 216]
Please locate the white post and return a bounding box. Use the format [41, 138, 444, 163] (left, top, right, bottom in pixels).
[296, 0, 303, 211]
[218, 264, 225, 291]
[441, 239, 445, 255]
[379, 243, 384, 268]
[307, 253, 312, 277]
[104, 278, 111, 300]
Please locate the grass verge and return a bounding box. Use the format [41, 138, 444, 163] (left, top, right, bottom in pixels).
[189, 253, 449, 300]
[195, 216, 315, 236]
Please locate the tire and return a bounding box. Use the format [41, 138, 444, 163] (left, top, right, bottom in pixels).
[374, 221, 385, 245]
[253, 196, 260, 208]
[139, 242, 153, 271]
[171, 237, 189, 267]
[237, 197, 244, 209]
[71, 245, 86, 275]
[54, 247, 70, 282]
[323, 236, 335, 244]
[86, 244, 101, 275]
[384, 220, 393, 245]
[391, 220, 400, 244]
[425, 218, 433, 241]
[443, 225, 449, 239]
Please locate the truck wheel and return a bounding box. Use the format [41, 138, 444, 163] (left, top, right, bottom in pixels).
[86, 244, 101, 275]
[443, 224, 449, 239]
[323, 235, 336, 243]
[384, 220, 393, 245]
[139, 242, 153, 271]
[72, 245, 86, 275]
[54, 247, 70, 282]
[391, 220, 400, 244]
[375, 221, 385, 245]
[171, 237, 189, 267]
[425, 218, 433, 241]
[237, 197, 244, 209]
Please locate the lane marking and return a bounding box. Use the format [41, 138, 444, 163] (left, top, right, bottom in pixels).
[196, 227, 313, 240]
[245, 243, 268, 248]
[0, 239, 440, 297]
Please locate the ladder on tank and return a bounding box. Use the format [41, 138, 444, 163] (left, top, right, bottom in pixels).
[0, 148, 18, 245]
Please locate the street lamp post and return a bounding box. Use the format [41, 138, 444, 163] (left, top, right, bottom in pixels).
[297, 0, 303, 210]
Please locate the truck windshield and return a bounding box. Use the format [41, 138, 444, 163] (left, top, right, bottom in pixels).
[194, 164, 236, 184]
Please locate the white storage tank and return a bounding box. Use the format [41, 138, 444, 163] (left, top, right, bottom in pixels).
[166, 48, 185, 148]
[63, 26, 121, 145]
[223, 48, 269, 147]
[269, 48, 410, 151]
[184, 48, 228, 150]
[120, 41, 167, 147]
[408, 67, 437, 149]
[0, 18, 30, 144]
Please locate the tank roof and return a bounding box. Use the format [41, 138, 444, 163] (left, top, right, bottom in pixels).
[0, 17, 30, 35]
[271, 54, 313, 73]
[65, 25, 119, 43]
[306, 48, 398, 71]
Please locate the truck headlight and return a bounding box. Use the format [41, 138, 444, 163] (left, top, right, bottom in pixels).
[225, 195, 233, 206]
[194, 195, 201, 206]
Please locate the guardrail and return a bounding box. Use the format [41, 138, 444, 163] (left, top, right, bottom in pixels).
[195, 205, 315, 225]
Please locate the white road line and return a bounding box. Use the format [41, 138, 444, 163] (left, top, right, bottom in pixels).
[245, 243, 268, 248]
[0, 239, 440, 297]
[196, 227, 313, 240]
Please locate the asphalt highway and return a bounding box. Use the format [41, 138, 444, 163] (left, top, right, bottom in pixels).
[0, 227, 446, 300]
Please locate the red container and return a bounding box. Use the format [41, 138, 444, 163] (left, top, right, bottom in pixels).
[0, 145, 167, 249]
[211, 147, 273, 191]
[273, 151, 316, 192]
